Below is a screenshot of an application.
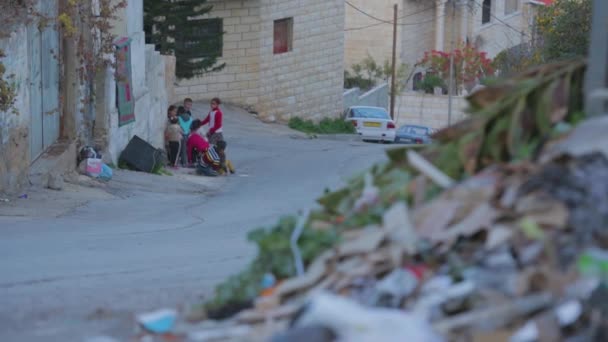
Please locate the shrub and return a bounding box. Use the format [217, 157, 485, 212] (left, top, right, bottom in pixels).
[289, 117, 355, 134]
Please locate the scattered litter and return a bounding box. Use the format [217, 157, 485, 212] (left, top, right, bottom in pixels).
[188, 325, 251, 341]
[129, 60, 608, 342]
[291, 292, 445, 342]
[0, 198, 9, 203]
[137, 309, 177, 334]
[98, 164, 113, 181]
[120, 135, 163, 173]
[353, 172, 379, 212]
[83, 158, 103, 178]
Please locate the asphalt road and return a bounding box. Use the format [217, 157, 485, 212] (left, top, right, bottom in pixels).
[0, 104, 389, 341]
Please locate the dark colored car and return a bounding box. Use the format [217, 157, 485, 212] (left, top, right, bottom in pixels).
[395, 124, 435, 144]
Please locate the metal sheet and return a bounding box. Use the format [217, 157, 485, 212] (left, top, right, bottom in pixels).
[40, 0, 60, 149]
[28, 23, 43, 161]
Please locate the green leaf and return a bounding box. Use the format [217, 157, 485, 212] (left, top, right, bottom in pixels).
[520, 217, 545, 240]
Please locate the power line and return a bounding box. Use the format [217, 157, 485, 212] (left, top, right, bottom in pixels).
[345, 1, 438, 27]
[345, 16, 445, 32]
[346, 1, 393, 24]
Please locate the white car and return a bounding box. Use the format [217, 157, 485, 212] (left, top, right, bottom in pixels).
[344, 106, 396, 143]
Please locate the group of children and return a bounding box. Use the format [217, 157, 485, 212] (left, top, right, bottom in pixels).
[165, 97, 234, 176]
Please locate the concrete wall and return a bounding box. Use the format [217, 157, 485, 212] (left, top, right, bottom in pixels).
[0, 25, 31, 193]
[343, 83, 389, 113]
[359, 83, 389, 109]
[471, 0, 531, 59]
[343, 88, 361, 112]
[100, 0, 172, 163]
[175, 0, 262, 108]
[395, 92, 468, 129]
[257, 0, 345, 122]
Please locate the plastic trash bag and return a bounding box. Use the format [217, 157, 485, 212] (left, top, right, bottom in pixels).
[98, 164, 113, 181]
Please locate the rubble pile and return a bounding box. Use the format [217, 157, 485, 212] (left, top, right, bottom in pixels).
[136, 59, 608, 341]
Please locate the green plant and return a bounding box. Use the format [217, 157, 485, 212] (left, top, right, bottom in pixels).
[205, 216, 339, 313]
[344, 70, 375, 91]
[288, 117, 355, 135]
[419, 74, 446, 94]
[382, 60, 410, 95]
[0, 50, 17, 114]
[536, 0, 591, 62]
[493, 0, 592, 77]
[344, 55, 410, 93]
[419, 43, 494, 94]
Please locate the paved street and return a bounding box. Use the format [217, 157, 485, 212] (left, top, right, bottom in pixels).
[0, 104, 388, 341]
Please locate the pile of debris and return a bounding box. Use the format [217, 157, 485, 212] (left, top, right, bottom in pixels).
[135, 60, 608, 341]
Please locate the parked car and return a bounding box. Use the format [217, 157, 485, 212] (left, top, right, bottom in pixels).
[395, 124, 435, 144]
[344, 106, 396, 143]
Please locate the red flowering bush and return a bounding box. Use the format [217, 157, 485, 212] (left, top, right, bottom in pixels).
[419, 43, 494, 94]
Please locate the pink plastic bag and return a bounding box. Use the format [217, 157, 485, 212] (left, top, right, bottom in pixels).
[85, 158, 102, 177]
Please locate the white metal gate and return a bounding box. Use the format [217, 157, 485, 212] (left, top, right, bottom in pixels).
[29, 0, 60, 161]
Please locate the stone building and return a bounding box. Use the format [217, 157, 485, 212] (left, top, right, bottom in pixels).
[0, 0, 173, 194]
[343, 0, 554, 130]
[174, 0, 345, 123]
[345, 0, 550, 73]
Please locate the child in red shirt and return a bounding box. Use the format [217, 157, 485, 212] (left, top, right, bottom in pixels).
[202, 97, 224, 145]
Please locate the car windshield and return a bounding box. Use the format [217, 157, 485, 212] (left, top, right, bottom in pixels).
[400, 126, 429, 135]
[351, 107, 389, 119]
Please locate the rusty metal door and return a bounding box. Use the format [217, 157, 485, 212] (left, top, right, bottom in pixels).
[29, 0, 60, 161]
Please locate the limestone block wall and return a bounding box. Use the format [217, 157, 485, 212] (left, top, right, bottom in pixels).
[400, 0, 437, 68]
[344, 0, 402, 68]
[395, 92, 468, 129]
[257, 0, 345, 122]
[0, 26, 31, 193]
[175, 0, 262, 107]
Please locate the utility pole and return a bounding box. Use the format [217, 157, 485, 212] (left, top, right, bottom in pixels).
[585, 0, 608, 116]
[447, 0, 456, 126]
[390, 3, 398, 120]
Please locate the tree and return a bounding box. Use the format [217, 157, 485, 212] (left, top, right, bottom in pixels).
[494, 0, 592, 77]
[344, 55, 409, 93]
[419, 43, 494, 94]
[536, 0, 592, 61]
[144, 0, 225, 79]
